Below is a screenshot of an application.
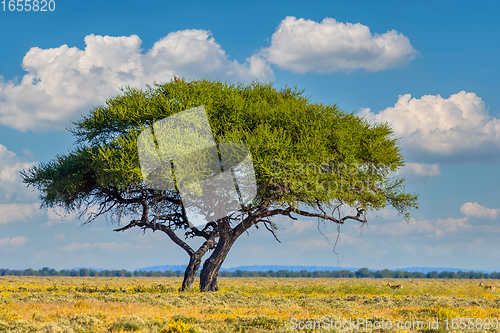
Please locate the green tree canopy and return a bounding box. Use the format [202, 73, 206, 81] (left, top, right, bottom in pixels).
[23, 78, 418, 291]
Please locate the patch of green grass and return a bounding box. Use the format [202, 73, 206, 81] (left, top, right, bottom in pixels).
[108, 315, 147, 332]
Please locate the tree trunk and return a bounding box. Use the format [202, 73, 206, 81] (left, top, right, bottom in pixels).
[199, 236, 236, 291]
[158, 222, 217, 292]
[178, 236, 217, 291]
[199, 209, 269, 292]
[199, 218, 238, 292]
[179, 253, 202, 291]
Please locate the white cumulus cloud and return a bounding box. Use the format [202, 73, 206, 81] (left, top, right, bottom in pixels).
[283, 219, 317, 235]
[45, 206, 82, 225]
[0, 236, 28, 247]
[397, 163, 440, 183]
[0, 144, 37, 203]
[145, 30, 272, 81]
[0, 203, 41, 224]
[373, 217, 470, 237]
[261, 16, 416, 73]
[0, 31, 273, 131]
[403, 163, 440, 177]
[460, 202, 500, 219]
[359, 91, 500, 159]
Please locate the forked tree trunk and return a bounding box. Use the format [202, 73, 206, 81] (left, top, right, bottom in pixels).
[179, 253, 203, 291]
[170, 233, 215, 292]
[199, 216, 248, 292]
[199, 235, 237, 291]
[199, 209, 269, 292]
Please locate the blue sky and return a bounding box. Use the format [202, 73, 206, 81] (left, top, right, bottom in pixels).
[1, 0, 500, 271]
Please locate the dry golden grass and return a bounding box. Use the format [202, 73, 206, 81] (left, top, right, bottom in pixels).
[0, 277, 499, 332]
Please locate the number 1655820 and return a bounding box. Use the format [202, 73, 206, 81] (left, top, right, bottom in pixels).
[1, 0, 55, 11]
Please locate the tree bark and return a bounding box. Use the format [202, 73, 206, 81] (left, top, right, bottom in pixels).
[198, 205, 274, 292]
[178, 236, 217, 291]
[179, 253, 202, 291]
[199, 217, 243, 292]
[199, 235, 236, 292]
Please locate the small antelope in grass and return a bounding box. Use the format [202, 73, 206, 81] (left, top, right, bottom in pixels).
[387, 282, 403, 290]
[479, 282, 496, 292]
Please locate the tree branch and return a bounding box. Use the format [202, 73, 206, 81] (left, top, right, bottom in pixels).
[113, 220, 143, 232]
[263, 221, 281, 243]
[156, 223, 195, 256]
[292, 207, 366, 224]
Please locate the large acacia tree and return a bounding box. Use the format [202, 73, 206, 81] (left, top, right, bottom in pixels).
[22, 79, 417, 291]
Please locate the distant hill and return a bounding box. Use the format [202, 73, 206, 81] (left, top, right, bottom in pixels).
[220, 265, 359, 272]
[399, 266, 496, 274]
[137, 265, 187, 272]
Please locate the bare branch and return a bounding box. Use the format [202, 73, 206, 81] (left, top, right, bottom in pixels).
[265, 207, 297, 220]
[291, 207, 367, 224]
[156, 223, 195, 256]
[113, 220, 142, 232]
[263, 221, 281, 243]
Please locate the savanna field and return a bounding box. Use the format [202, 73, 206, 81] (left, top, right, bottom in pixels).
[0, 277, 499, 332]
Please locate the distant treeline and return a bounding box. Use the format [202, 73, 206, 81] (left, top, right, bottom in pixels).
[0, 268, 183, 277]
[1, 267, 500, 279]
[221, 269, 500, 279]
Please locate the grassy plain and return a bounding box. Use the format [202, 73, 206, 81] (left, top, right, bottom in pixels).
[0, 277, 499, 332]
